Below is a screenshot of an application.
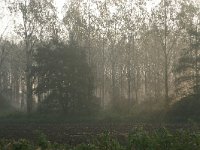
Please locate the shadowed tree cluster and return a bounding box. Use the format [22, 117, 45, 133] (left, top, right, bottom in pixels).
[32, 38, 97, 114]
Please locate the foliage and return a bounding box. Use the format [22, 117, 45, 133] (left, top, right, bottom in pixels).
[36, 132, 50, 150]
[166, 94, 200, 122]
[128, 127, 200, 150]
[175, 27, 200, 97]
[12, 139, 33, 150]
[1, 129, 200, 150]
[129, 128, 154, 150]
[94, 132, 124, 150]
[33, 39, 98, 114]
[0, 139, 33, 150]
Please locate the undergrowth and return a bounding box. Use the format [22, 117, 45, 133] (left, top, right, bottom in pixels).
[1, 128, 200, 150]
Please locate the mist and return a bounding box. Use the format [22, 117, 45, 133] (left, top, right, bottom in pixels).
[0, 0, 200, 149]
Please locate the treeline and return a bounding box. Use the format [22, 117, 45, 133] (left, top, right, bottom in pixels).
[0, 0, 199, 114]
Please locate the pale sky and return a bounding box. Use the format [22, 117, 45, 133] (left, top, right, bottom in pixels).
[54, 0, 66, 19]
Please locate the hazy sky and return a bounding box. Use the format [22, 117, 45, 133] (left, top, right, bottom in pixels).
[54, 0, 161, 13]
[54, 0, 66, 19]
[0, 0, 160, 40]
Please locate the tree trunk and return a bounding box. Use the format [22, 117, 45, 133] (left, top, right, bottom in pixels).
[164, 0, 169, 104]
[112, 62, 115, 102]
[102, 36, 105, 108]
[26, 71, 32, 113]
[164, 53, 169, 103]
[127, 62, 131, 107]
[26, 42, 33, 113]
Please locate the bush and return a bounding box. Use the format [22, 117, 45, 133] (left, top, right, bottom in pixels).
[1, 129, 200, 150]
[94, 132, 124, 150]
[167, 94, 200, 122]
[128, 127, 200, 150]
[37, 132, 50, 150]
[12, 139, 33, 150]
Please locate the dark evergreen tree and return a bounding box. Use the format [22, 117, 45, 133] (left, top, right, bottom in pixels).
[33, 39, 98, 114]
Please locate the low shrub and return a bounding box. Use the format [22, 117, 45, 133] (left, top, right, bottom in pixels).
[1, 128, 200, 150]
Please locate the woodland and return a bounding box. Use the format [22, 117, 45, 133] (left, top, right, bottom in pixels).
[0, 0, 200, 149]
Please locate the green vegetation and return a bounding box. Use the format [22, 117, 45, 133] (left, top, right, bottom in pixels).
[1, 129, 200, 150]
[33, 39, 98, 115]
[166, 94, 200, 122]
